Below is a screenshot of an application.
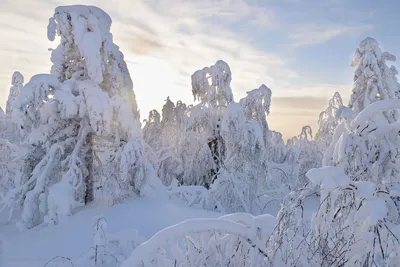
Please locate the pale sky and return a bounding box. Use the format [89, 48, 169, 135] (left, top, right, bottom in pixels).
[0, 0, 399, 139]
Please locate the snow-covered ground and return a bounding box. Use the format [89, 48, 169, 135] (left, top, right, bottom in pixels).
[0, 196, 220, 267]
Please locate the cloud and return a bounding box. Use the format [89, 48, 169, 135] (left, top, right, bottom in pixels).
[0, 0, 296, 114]
[287, 23, 373, 48]
[0, 0, 359, 138]
[272, 96, 329, 110]
[110, 0, 296, 119]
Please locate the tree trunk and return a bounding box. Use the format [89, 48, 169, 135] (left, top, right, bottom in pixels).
[85, 132, 94, 204]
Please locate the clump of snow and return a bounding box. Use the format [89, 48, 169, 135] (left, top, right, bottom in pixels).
[306, 166, 348, 190]
[77, 80, 112, 135]
[47, 17, 57, 41]
[350, 99, 400, 130]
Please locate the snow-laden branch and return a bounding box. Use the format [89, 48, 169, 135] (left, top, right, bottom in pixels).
[121, 213, 276, 267]
[350, 99, 400, 130]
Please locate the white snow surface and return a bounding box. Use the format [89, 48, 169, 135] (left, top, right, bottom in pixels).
[0, 196, 220, 267]
[306, 166, 348, 190]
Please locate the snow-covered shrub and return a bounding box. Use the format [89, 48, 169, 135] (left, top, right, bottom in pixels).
[266, 178, 318, 266]
[120, 213, 275, 267]
[270, 95, 400, 266]
[92, 215, 108, 266]
[43, 256, 74, 267]
[70, 215, 146, 267]
[307, 166, 400, 267]
[326, 99, 400, 183]
[268, 165, 400, 267]
[168, 184, 225, 212]
[107, 229, 146, 264]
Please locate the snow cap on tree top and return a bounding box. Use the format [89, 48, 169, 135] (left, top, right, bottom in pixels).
[48, 5, 112, 43]
[11, 72, 24, 86]
[48, 5, 114, 85]
[352, 37, 396, 67]
[191, 60, 234, 106]
[351, 37, 382, 67]
[358, 37, 379, 52]
[54, 5, 112, 30]
[47, 4, 138, 120]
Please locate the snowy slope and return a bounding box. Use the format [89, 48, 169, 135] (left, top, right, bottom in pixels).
[1, 196, 220, 267]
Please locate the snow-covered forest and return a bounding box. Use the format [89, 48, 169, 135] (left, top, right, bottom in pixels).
[1, 5, 400, 267]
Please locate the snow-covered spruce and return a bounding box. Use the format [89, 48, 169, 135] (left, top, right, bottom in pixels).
[349, 37, 400, 122]
[0, 5, 160, 230]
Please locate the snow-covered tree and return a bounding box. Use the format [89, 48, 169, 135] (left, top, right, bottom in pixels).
[174, 60, 235, 188]
[285, 126, 322, 189]
[142, 109, 162, 150]
[0, 72, 24, 141]
[267, 131, 287, 164]
[349, 37, 400, 122]
[6, 71, 24, 116]
[209, 103, 267, 213]
[0, 5, 159, 229]
[239, 84, 272, 146]
[0, 107, 5, 136]
[315, 92, 343, 149]
[191, 60, 233, 108]
[323, 38, 400, 182]
[0, 139, 19, 215]
[47, 6, 139, 118]
[159, 97, 180, 150]
[142, 98, 186, 186]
